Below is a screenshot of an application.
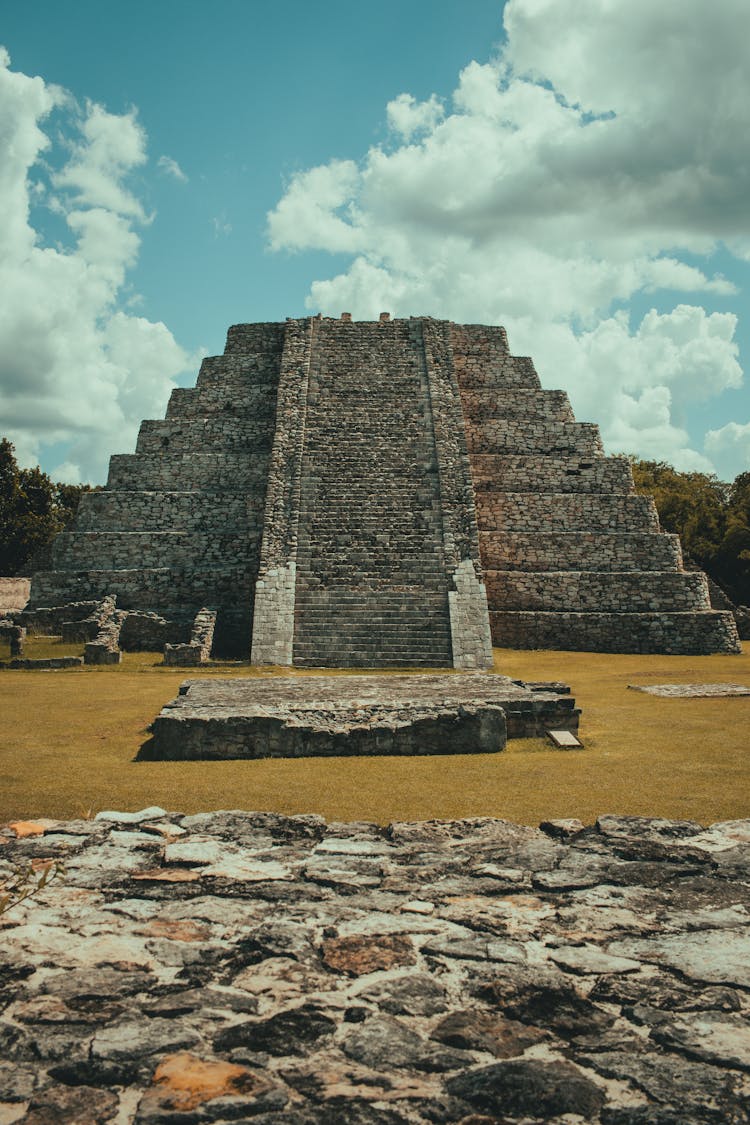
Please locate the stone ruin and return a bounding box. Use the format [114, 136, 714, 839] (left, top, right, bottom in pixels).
[144, 673, 580, 760]
[25, 315, 740, 665]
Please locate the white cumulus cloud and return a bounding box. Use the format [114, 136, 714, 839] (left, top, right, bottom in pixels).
[157, 154, 187, 182]
[267, 0, 750, 477]
[705, 422, 750, 482]
[386, 93, 444, 140]
[0, 49, 193, 483]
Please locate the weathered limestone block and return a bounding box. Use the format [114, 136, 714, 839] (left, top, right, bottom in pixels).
[735, 605, 750, 639]
[0, 576, 30, 613]
[144, 672, 579, 760]
[2, 655, 83, 669]
[18, 599, 100, 635]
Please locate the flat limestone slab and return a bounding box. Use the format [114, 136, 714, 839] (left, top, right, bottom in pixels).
[547, 729, 584, 749]
[628, 682, 750, 698]
[144, 673, 580, 760]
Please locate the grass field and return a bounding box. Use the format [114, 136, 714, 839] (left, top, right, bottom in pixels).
[1, 637, 749, 826]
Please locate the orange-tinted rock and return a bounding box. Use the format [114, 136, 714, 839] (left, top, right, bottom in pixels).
[9, 819, 57, 838]
[131, 867, 201, 882]
[144, 1051, 269, 1111]
[142, 919, 211, 942]
[322, 933, 416, 976]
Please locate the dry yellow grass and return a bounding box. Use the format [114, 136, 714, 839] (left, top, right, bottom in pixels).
[1, 637, 748, 826]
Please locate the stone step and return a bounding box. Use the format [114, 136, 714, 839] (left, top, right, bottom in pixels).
[460, 388, 575, 422]
[75, 490, 264, 532]
[454, 353, 541, 390]
[53, 531, 259, 572]
[479, 531, 683, 572]
[293, 653, 452, 668]
[474, 492, 659, 533]
[136, 418, 274, 456]
[469, 453, 634, 494]
[484, 570, 711, 613]
[198, 349, 281, 375]
[489, 609, 741, 654]
[223, 322, 286, 355]
[106, 452, 271, 492]
[294, 611, 451, 626]
[466, 419, 604, 457]
[167, 383, 277, 418]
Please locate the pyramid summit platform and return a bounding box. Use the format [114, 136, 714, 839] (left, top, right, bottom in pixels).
[29, 315, 740, 663]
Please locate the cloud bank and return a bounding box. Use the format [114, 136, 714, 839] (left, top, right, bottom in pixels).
[268, 0, 749, 476]
[0, 49, 191, 483]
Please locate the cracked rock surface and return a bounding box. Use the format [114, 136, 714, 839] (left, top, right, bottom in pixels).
[1, 809, 749, 1123]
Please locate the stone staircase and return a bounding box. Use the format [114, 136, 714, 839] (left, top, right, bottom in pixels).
[292, 319, 453, 667]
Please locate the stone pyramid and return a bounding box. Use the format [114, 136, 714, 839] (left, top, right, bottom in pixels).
[29, 315, 740, 663]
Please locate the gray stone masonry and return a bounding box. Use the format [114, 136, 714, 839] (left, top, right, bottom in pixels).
[28, 316, 740, 659]
[0, 620, 25, 657]
[61, 594, 117, 643]
[84, 606, 123, 665]
[144, 672, 579, 759]
[18, 599, 100, 635]
[163, 606, 218, 666]
[2, 810, 750, 1124]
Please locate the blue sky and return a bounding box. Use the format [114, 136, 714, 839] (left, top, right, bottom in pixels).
[1, 0, 749, 484]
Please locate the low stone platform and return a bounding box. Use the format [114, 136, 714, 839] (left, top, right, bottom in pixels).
[0, 656, 84, 671]
[628, 682, 750, 698]
[2, 809, 749, 1124]
[145, 674, 580, 760]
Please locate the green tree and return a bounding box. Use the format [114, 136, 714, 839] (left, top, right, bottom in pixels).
[715, 471, 750, 604]
[631, 458, 750, 606]
[0, 439, 91, 575]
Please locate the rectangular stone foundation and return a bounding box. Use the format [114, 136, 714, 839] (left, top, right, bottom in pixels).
[144, 673, 580, 760]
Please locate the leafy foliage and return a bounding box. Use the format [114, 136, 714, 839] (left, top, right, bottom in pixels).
[0, 439, 92, 574]
[0, 857, 66, 917]
[631, 459, 750, 606]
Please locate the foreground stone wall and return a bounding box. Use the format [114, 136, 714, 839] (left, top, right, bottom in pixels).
[1, 810, 748, 1123]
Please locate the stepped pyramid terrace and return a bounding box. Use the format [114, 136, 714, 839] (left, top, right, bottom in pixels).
[27, 315, 741, 664]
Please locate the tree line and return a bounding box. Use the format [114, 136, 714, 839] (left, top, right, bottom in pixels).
[1, 435, 748, 606]
[0, 439, 92, 574]
[631, 459, 750, 607]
